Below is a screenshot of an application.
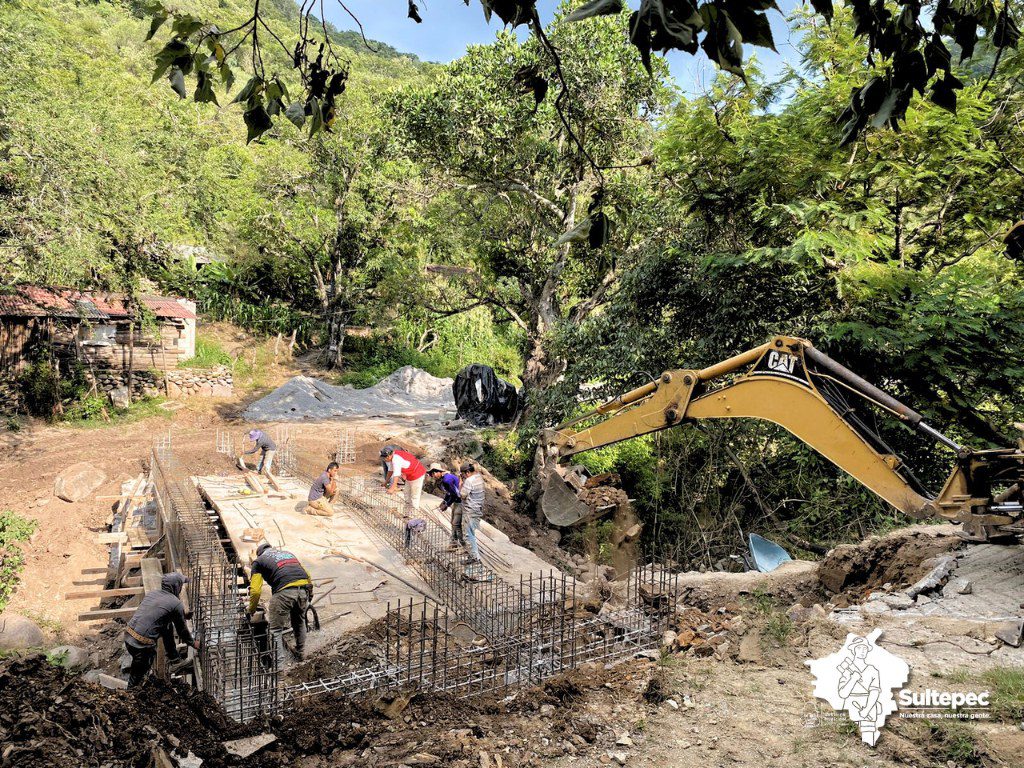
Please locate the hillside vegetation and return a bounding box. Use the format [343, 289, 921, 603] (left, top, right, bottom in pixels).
[2, 1, 1024, 563]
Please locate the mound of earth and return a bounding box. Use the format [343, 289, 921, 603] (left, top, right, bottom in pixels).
[817, 524, 964, 605]
[243, 366, 455, 422]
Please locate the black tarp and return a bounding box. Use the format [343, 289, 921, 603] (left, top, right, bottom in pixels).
[453, 364, 521, 426]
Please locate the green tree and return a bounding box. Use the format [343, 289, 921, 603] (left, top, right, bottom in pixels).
[390, 10, 671, 412]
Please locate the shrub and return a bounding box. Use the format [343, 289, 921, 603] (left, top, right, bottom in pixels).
[0, 510, 37, 612]
[179, 335, 233, 369]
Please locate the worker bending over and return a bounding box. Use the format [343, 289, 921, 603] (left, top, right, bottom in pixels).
[428, 462, 464, 551]
[305, 461, 340, 516]
[241, 429, 277, 476]
[381, 446, 426, 513]
[123, 572, 199, 687]
[460, 463, 486, 568]
[248, 543, 312, 662]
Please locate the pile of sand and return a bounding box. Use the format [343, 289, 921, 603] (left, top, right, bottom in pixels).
[243, 366, 455, 422]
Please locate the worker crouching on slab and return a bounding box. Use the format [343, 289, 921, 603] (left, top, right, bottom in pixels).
[240, 429, 277, 476]
[248, 542, 312, 662]
[381, 446, 426, 514]
[305, 461, 340, 516]
[428, 462, 465, 551]
[123, 572, 200, 687]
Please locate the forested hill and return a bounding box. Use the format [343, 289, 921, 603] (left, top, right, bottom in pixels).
[0, 0, 426, 285]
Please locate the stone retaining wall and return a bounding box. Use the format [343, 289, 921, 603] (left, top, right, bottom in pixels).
[0, 366, 233, 415]
[163, 366, 233, 398]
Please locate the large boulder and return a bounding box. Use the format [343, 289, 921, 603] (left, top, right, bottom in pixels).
[0, 613, 46, 650]
[54, 462, 107, 502]
[108, 386, 130, 410]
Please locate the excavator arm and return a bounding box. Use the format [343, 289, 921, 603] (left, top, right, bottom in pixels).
[540, 336, 1024, 542]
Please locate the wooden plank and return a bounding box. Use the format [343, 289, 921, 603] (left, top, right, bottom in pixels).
[66, 587, 144, 600]
[141, 558, 164, 594]
[78, 607, 136, 622]
[97, 532, 128, 544]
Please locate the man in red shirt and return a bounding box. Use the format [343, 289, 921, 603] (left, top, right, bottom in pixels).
[381, 446, 426, 514]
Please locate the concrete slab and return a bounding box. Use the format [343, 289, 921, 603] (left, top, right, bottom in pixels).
[196, 471, 558, 654]
[196, 473, 435, 654]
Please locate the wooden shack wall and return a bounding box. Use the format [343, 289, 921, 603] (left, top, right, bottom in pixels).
[0, 318, 40, 374]
[78, 320, 189, 372]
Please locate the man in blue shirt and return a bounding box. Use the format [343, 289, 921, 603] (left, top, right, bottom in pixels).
[427, 463, 464, 551]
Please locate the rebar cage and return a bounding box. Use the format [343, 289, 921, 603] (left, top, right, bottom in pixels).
[151, 447, 279, 722]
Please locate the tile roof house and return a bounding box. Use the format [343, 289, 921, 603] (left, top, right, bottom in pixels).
[0, 285, 197, 374]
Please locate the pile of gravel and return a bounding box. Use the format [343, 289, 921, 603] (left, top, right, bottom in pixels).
[243, 366, 455, 422]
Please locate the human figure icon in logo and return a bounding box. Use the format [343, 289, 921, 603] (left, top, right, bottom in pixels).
[837, 636, 884, 744]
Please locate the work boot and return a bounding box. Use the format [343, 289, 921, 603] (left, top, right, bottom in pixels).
[447, 542, 460, 552]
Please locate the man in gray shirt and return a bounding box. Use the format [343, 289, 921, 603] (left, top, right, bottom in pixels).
[459, 463, 486, 566]
[242, 429, 277, 476]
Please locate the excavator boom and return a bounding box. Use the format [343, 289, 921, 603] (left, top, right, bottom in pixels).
[540, 336, 1024, 542]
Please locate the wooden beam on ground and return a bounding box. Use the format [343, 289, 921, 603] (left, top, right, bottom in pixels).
[96, 531, 129, 544]
[78, 607, 136, 622]
[66, 587, 144, 600]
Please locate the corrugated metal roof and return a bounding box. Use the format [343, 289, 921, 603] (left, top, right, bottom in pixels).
[0, 286, 196, 321]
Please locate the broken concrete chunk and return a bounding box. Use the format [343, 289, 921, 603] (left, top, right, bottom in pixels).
[223, 733, 276, 758]
[83, 670, 128, 690]
[860, 601, 891, 615]
[881, 593, 915, 610]
[905, 555, 957, 597]
[994, 619, 1024, 648]
[942, 577, 973, 597]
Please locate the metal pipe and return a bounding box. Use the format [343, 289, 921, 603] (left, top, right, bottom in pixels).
[804, 346, 923, 425]
[697, 342, 771, 382]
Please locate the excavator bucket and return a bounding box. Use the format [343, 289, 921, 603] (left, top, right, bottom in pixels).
[540, 465, 593, 527]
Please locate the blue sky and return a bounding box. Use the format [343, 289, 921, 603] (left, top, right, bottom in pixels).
[322, 1, 806, 92]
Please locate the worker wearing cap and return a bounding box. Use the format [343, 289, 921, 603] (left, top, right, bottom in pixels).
[123, 572, 199, 687]
[248, 543, 312, 661]
[242, 429, 277, 476]
[381, 446, 426, 513]
[460, 463, 486, 568]
[427, 463, 464, 550]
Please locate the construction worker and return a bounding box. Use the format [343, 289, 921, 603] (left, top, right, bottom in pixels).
[305, 461, 340, 516]
[123, 572, 199, 687]
[248, 542, 312, 662]
[380, 444, 398, 482]
[241, 429, 277, 476]
[427, 463, 464, 551]
[460, 463, 486, 568]
[381, 446, 426, 514]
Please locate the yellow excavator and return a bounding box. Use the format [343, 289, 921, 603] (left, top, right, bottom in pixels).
[539, 335, 1024, 543]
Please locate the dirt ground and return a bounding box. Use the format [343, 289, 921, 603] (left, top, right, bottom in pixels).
[1, 341, 1023, 767]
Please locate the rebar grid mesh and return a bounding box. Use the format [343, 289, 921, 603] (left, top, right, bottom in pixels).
[283, 461, 678, 705]
[273, 426, 297, 477]
[151, 447, 279, 721]
[336, 430, 356, 465]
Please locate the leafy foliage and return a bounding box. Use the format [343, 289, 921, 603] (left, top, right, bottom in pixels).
[0, 510, 37, 613]
[134, 1, 1019, 149]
